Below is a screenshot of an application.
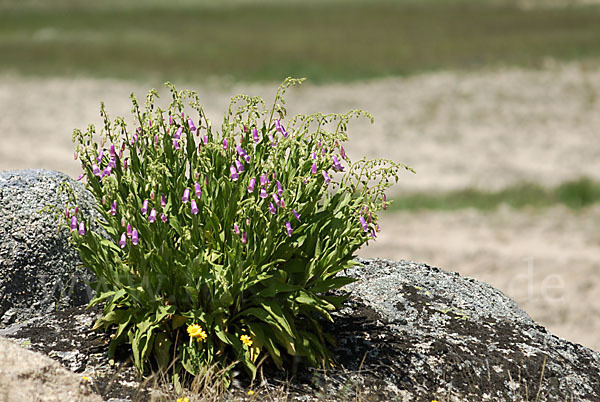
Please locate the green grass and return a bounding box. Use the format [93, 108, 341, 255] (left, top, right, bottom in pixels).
[1, 0, 600, 83]
[389, 177, 600, 211]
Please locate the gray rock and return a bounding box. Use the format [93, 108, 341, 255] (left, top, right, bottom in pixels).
[0, 169, 96, 326]
[2, 258, 599, 401]
[337, 258, 600, 401]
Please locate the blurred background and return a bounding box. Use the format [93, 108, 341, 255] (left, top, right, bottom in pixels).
[1, 0, 599, 350]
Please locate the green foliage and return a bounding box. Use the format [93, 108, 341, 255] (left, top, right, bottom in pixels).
[66, 78, 411, 382]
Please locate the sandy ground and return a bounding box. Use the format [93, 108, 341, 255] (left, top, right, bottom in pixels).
[1, 61, 599, 351]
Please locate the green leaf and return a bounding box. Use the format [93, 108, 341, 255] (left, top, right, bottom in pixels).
[309, 276, 356, 294]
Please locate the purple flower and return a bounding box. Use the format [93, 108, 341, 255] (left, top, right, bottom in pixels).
[92, 164, 101, 177]
[96, 149, 104, 163]
[236, 145, 251, 163]
[203, 135, 208, 145]
[248, 177, 256, 193]
[174, 126, 183, 139]
[123, 159, 128, 170]
[241, 231, 247, 244]
[275, 119, 289, 137]
[233, 223, 240, 235]
[161, 194, 166, 208]
[108, 156, 116, 169]
[278, 197, 285, 208]
[77, 173, 84, 181]
[235, 159, 244, 173]
[127, 223, 132, 238]
[150, 191, 155, 200]
[141, 199, 149, 215]
[276, 181, 283, 196]
[260, 174, 268, 187]
[110, 201, 117, 216]
[273, 193, 280, 206]
[70, 216, 77, 231]
[173, 139, 180, 150]
[230, 165, 239, 181]
[119, 233, 127, 248]
[359, 216, 369, 232]
[161, 213, 168, 223]
[332, 155, 344, 171]
[169, 115, 173, 126]
[182, 188, 190, 203]
[149, 208, 157, 223]
[188, 118, 196, 132]
[269, 202, 277, 214]
[285, 221, 293, 237]
[382, 194, 387, 210]
[148, 119, 152, 128]
[102, 166, 112, 178]
[73, 151, 78, 160]
[292, 209, 301, 222]
[259, 188, 268, 198]
[322, 170, 331, 184]
[311, 152, 316, 160]
[110, 144, 116, 158]
[340, 146, 346, 159]
[154, 135, 159, 146]
[194, 182, 202, 198]
[132, 228, 139, 245]
[311, 163, 317, 175]
[191, 200, 199, 215]
[78, 222, 85, 236]
[371, 228, 377, 239]
[236, 145, 245, 157]
[268, 133, 276, 147]
[223, 138, 228, 150]
[252, 127, 259, 142]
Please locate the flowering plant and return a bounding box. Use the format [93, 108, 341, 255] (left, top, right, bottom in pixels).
[66, 78, 411, 383]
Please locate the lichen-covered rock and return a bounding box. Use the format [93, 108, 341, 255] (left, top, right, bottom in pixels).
[0, 169, 96, 326]
[337, 258, 600, 401]
[1, 257, 598, 401]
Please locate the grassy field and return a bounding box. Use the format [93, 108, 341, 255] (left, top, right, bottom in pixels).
[1, 0, 600, 83]
[390, 177, 600, 211]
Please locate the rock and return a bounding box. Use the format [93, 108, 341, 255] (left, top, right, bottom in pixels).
[0, 336, 102, 401]
[1, 258, 598, 401]
[0, 169, 96, 326]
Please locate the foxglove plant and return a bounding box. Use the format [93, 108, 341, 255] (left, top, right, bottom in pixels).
[65, 78, 412, 385]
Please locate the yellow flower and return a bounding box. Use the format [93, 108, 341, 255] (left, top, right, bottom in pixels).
[247, 390, 255, 395]
[81, 376, 91, 382]
[187, 324, 207, 342]
[240, 334, 253, 347]
[176, 397, 189, 402]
